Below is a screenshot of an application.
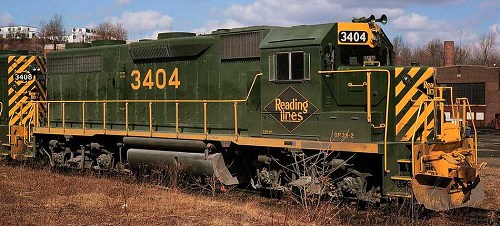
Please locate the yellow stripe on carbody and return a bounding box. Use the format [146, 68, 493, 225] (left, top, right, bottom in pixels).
[21, 104, 36, 125]
[15, 56, 36, 73]
[395, 67, 420, 97]
[10, 102, 33, 126]
[9, 96, 29, 116]
[8, 56, 26, 74]
[8, 79, 35, 106]
[396, 94, 428, 134]
[402, 101, 435, 141]
[395, 68, 434, 115]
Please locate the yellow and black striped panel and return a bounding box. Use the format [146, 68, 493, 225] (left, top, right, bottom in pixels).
[394, 67, 435, 141]
[7, 55, 47, 127]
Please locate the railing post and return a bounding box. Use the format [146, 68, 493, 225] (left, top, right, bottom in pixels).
[82, 102, 86, 133]
[234, 102, 238, 137]
[19, 102, 23, 125]
[103, 102, 106, 133]
[175, 102, 179, 137]
[62, 103, 65, 132]
[125, 102, 129, 134]
[47, 103, 51, 132]
[462, 100, 467, 134]
[35, 102, 39, 127]
[203, 102, 207, 137]
[149, 102, 153, 136]
[366, 72, 371, 123]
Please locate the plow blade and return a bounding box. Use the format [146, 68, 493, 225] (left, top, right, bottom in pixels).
[412, 176, 485, 211]
[127, 148, 239, 185]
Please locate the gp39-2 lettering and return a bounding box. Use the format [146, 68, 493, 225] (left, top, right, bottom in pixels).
[333, 131, 355, 139]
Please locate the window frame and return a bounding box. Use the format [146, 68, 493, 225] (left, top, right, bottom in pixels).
[269, 51, 310, 82]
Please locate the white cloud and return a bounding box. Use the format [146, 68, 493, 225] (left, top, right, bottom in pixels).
[0, 12, 14, 26]
[489, 21, 500, 48]
[108, 10, 173, 39]
[189, 0, 488, 47]
[192, 19, 244, 34]
[193, 0, 404, 33]
[392, 13, 448, 31]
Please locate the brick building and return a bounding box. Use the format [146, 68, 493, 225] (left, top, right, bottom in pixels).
[436, 41, 500, 128]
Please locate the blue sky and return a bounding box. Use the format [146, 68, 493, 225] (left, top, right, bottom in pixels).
[1, 0, 499, 46]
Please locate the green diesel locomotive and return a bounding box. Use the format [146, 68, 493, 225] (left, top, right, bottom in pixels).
[0, 15, 484, 211]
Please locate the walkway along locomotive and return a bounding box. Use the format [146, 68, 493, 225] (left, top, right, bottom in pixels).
[0, 15, 485, 211]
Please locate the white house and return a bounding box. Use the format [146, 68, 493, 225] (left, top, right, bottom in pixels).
[0, 25, 37, 39]
[67, 27, 95, 43]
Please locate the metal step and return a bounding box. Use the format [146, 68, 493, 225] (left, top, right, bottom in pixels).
[390, 176, 412, 181]
[397, 159, 411, 164]
[386, 192, 412, 198]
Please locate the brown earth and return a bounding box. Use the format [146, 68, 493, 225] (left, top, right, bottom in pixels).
[1, 132, 499, 226]
[0, 160, 499, 226]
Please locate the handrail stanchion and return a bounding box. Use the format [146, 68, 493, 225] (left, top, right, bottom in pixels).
[175, 102, 179, 137]
[234, 102, 238, 137]
[149, 102, 153, 136]
[366, 72, 371, 123]
[125, 102, 129, 135]
[62, 103, 65, 132]
[103, 102, 106, 133]
[203, 102, 207, 137]
[47, 103, 51, 132]
[82, 102, 86, 133]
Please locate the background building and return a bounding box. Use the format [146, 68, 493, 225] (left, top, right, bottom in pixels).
[66, 27, 95, 43]
[436, 41, 500, 128]
[0, 25, 37, 39]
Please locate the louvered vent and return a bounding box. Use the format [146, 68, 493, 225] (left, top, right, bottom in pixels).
[221, 32, 260, 59]
[129, 45, 171, 60]
[48, 54, 102, 74]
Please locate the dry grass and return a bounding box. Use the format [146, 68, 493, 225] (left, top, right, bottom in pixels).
[1, 158, 499, 226]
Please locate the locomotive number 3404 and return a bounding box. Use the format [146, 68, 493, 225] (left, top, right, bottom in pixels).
[130, 68, 180, 90]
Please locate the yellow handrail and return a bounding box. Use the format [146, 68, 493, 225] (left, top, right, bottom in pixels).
[28, 73, 263, 141]
[456, 98, 478, 163]
[319, 69, 391, 172]
[0, 101, 3, 117]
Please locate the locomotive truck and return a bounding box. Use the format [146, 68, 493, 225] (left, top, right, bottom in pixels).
[0, 15, 485, 211]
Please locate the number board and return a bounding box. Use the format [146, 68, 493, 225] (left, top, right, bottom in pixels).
[337, 22, 374, 47]
[13, 73, 34, 82]
[338, 31, 368, 44]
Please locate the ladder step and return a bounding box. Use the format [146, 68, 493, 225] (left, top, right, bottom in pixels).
[386, 192, 412, 198]
[397, 159, 411, 164]
[391, 176, 412, 181]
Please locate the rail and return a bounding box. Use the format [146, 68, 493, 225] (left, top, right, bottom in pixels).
[29, 73, 262, 140]
[318, 69, 391, 172]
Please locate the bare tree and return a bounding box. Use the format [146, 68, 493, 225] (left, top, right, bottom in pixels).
[39, 14, 65, 51]
[472, 32, 497, 66]
[424, 39, 444, 67]
[455, 44, 473, 65]
[94, 22, 128, 40]
[392, 35, 413, 66]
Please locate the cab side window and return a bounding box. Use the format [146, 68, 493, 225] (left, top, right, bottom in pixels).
[270, 51, 310, 82]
